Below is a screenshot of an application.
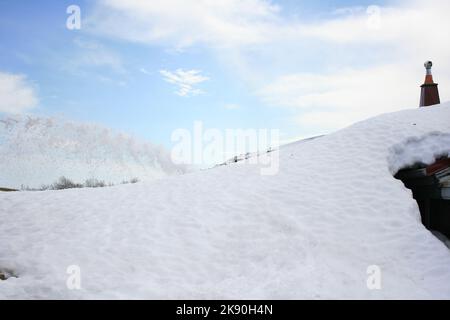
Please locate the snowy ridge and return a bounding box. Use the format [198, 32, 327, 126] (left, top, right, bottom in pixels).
[1, 103, 450, 299]
[0, 115, 186, 189]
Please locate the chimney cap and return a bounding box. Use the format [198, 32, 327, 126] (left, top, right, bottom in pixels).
[424, 61, 433, 70]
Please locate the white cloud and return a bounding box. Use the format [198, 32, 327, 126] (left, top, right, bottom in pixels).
[260, 63, 424, 128]
[224, 103, 240, 110]
[87, 0, 450, 135]
[160, 69, 209, 97]
[256, 0, 450, 133]
[68, 38, 125, 74]
[86, 0, 280, 49]
[0, 72, 38, 114]
[139, 68, 152, 75]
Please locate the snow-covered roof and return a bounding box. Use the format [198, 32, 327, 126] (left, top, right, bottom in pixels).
[1, 103, 450, 299]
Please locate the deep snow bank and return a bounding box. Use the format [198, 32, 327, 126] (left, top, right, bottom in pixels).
[0, 103, 450, 299]
[0, 115, 186, 189]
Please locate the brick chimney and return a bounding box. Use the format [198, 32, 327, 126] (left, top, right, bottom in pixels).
[420, 61, 440, 107]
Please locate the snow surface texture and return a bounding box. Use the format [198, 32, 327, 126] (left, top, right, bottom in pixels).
[0, 115, 186, 189]
[1, 104, 450, 299]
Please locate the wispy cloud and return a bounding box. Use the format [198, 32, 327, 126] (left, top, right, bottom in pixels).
[160, 69, 209, 97]
[139, 68, 152, 75]
[67, 38, 125, 74]
[224, 103, 240, 110]
[86, 0, 279, 49]
[259, 64, 421, 128]
[0, 71, 38, 114]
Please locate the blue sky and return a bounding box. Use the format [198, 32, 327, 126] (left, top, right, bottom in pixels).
[1, 0, 449, 148]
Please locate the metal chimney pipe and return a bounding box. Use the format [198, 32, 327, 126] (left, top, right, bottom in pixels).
[420, 61, 440, 107]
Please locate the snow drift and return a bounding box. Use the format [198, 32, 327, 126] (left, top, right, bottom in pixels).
[0, 115, 186, 189]
[1, 103, 450, 299]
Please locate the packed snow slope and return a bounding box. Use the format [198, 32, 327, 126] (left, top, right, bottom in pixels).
[0, 115, 186, 189]
[1, 104, 450, 299]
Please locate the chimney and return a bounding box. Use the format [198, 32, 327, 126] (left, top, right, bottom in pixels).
[420, 61, 440, 107]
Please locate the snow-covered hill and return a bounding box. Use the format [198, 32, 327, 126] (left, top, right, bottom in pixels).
[0, 115, 186, 189]
[1, 104, 450, 299]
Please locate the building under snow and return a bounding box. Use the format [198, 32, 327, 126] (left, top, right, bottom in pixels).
[395, 61, 449, 238]
[396, 158, 450, 238]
